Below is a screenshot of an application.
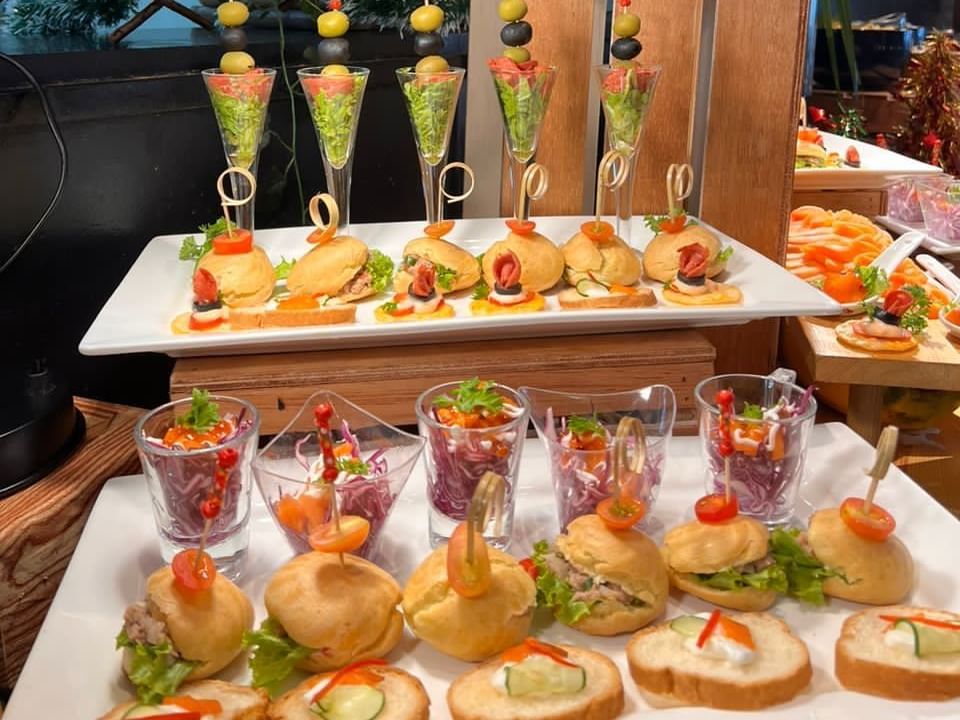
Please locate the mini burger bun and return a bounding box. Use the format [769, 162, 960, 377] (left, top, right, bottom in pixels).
[145, 567, 254, 679]
[402, 545, 536, 662]
[197, 247, 275, 308]
[286, 236, 371, 301]
[807, 507, 914, 605]
[642, 225, 725, 283]
[482, 232, 565, 293]
[562, 231, 643, 286]
[394, 237, 481, 294]
[662, 283, 741, 306]
[835, 319, 918, 354]
[554, 514, 668, 635]
[264, 552, 403, 672]
[99, 680, 268, 720]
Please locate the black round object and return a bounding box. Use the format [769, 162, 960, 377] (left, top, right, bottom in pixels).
[193, 299, 223, 313]
[220, 27, 248, 52]
[0, 360, 85, 499]
[317, 37, 350, 64]
[413, 31, 444, 57]
[875, 309, 901, 326]
[408, 283, 437, 301]
[493, 282, 523, 295]
[611, 37, 642, 60]
[500, 20, 533, 47]
[676, 272, 706, 287]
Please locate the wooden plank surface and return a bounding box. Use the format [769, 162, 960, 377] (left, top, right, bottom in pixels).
[171, 331, 716, 435]
[792, 189, 887, 216]
[0, 398, 143, 689]
[698, 0, 809, 376]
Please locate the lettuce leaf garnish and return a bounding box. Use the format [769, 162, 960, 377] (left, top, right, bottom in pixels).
[530, 540, 592, 625]
[695, 563, 788, 593]
[116, 629, 196, 704]
[243, 618, 311, 693]
[769, 528, 847, 605]
[365, 249, 395, 294]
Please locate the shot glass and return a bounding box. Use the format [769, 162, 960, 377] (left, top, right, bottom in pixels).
[134, 395, 260, 581]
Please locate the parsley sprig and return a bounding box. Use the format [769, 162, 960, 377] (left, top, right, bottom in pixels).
[742, 402, 764, 420]
[566, 414, 605, 438]
[854, 265, 889, 298]
[433, 377, 504, 415]
[178, 219, 229, 266]
[175, 388, 220, 433]
[643, 208, 697, 234]
[274, 256, 296, 280]
[337, 456, 371, 475]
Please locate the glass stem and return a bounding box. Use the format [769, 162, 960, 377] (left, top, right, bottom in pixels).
[615, 150, 639, 247]
[417, 155, 444, 225]
[507, 153, 532, 219]
[323, 155, 354, 233]
[229, 158, 258, 232]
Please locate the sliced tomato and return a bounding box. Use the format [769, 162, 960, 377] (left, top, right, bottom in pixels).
[879, 614, 960, 630]
[308, 515, 370, 553]
[519, 557, 538, 581]
[171, 549, 217, 592]
[424, 220, 455, 238]
[188, 314, 224, 331]
[596, 496, 646, 530]
[694, 493, 739, 523]
[506, 218, 536, 236]
[192, 268, 219, 303]
[659, 214, 687, 234]
[446, 521, 491, 598]
[164, 696, 223, 714]
[277, 295, 320, 311]
[697, 608, 722, 648]
[839, 497, 896, 542]
[717, 615, 755, 649]
[390, 304, 415, 317]
[580, 220, 614, 242]
[313, 659, 388, 701]
[212, 228, 253, 255]
[275, 494, 306, 533]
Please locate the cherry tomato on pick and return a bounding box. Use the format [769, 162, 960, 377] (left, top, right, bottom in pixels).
[308, 515, 370, 553]
[171, 548, 217, 591]
[212, 228, 253, 255]
[506, 218, 536, 236]
[596, 496, 646, 530]
[839, 497, 896, 542]
[694, 493, 739, 523]
[446, 521, 491, 598]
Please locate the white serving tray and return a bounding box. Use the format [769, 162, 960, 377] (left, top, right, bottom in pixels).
[876, 214, 960, 259]
[78, 216, 839, 358]
[7, 423, 959, 719]
[794, 132, 941, 190]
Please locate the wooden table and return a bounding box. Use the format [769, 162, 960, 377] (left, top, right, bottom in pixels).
[171, 331, 717, 435]
[0, 398, 142, 690]
[782, 315, 960, 443]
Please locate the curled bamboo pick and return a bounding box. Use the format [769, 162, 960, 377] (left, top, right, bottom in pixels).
[862, 425, 899, 514]
[466, 471, 505, 566]
[436, 161, 476, 224]
[594, 149, 629, 225]
[665, 163, 693, 217]
[799, 96, 808, 129]
[611, 416, 646, 501]
[308, 192, 340, 240]
[516, 162, 548, 223]
[216, 166, 257, 239]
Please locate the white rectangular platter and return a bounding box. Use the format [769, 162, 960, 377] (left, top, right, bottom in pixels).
[79, 216, 839, 358]
[794, 132, 941, 190]
[876, 214, 960, 259]
[7, 422, 959, 719]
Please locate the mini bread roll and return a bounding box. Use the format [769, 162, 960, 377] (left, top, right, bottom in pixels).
[264, 552, 404, 672]
[642, 225, 725, 283]
[287, 236, 370, 300]
[482, 232, 565, 293]
[197, 247, 275, 307]
[562, 231, 642, 286]
[402, 546, 536, 662]
[145, 567, 254, 679]
[394, 237, 481, 293]
[662, 517, 769, 574]
[807, 508, 913, 605]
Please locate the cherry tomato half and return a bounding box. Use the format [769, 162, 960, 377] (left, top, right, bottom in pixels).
[446, 521, 491, 598]
[424, 220, 455, 238]
[308, 515, 370, 553]
[519, 557, 538, 581]
[164, 696, 223, 714]
[212, 228, 253, 255]
[839, 497, 896, 542]
[171, 548, 217, 592]
[694, 493, 739, 523]
[505, 218, 536, 236]
[188, 314, 224, 332]
[580, 220, 614, 242]
[658, 214, 687, 234]
[596, 496, 646, 530]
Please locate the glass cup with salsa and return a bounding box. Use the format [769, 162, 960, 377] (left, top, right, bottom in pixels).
[133, 390, 260, 580]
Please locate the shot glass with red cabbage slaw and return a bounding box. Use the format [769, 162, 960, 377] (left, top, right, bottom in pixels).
[918, 175, 960, 245]
[416, 380, 529, 550]
[254, 390, 424, 563]
[134, 394, 260, 581]
[695, 373, 817, 525]
[886, 176, 926, 225]
[519, 385, 675, 530]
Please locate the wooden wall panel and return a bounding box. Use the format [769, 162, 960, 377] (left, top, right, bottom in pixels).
[699, 0, 809, 374]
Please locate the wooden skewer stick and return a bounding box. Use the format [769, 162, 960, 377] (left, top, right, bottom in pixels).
[216, 166, 257, 239]
[665, 163, 693, 217]
[611, 416, 646, 502]
[799, 96, 808, 129]
[308, 193, 340, 237]
[516, 162, 548, 224]
[466, 471, 505, 566]
[593, 150, 629, 226]
[436, 162, 476, 225]
[724, 456, 732, 503]
[863, 425, 899, 514]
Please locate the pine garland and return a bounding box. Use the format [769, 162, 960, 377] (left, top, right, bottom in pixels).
[301, 0, 469, 33]
[895, 31, 960, 175]
[5, 0, 140, 35]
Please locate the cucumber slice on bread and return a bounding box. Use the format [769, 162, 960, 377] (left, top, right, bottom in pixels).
[895, 619, 960, 657]
[313, 685, 386, 720]
[505, 655, 586, 697]
[669, 615, 707, 638]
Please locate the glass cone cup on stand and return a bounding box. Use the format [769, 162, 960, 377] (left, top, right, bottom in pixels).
[298, 67, 369, 233]
[202, 68, 276, 232]
[488, 60, 557, 219]
[396, 67, 465, 225]
[595, 63, 661, 247]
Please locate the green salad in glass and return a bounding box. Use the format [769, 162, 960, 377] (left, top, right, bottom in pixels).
[599, 63, 658, 154]
[301, 69, 368, 170]
[203, 70, 275, 169]
[398, 68, 464, 166]
[489, 57, 557, 164]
